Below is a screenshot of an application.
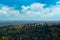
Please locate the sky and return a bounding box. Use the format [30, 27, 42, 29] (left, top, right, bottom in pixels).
[0, 0, 60, 21]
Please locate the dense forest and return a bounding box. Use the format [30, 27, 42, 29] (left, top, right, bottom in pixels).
[0, 23, 60, 40]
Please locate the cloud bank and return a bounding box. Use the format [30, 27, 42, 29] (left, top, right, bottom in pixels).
[0, 1, 60, 20]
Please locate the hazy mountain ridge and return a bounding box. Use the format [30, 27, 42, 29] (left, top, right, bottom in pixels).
[0, 21, 60, 27]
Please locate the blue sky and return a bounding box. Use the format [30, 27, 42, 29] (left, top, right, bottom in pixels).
[0, 0, 60, 21]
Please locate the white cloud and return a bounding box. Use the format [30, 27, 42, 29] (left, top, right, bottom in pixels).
[0, 5, 20, 16]
[0, 1, 60, 20]
[30, 3, 45, 10]
[21, 3, 45, 15]
[20, 1, 60, 20]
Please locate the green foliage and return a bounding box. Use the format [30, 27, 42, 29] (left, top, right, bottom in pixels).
[0, 23, 60, 40]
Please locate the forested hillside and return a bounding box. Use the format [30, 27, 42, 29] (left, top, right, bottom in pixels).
[0, 23, 60, 40]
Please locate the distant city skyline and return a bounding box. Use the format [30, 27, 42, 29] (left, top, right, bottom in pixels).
[0, 0, 60, 21]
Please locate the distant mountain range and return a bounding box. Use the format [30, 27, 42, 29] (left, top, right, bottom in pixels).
[0, 20, 60, 27]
